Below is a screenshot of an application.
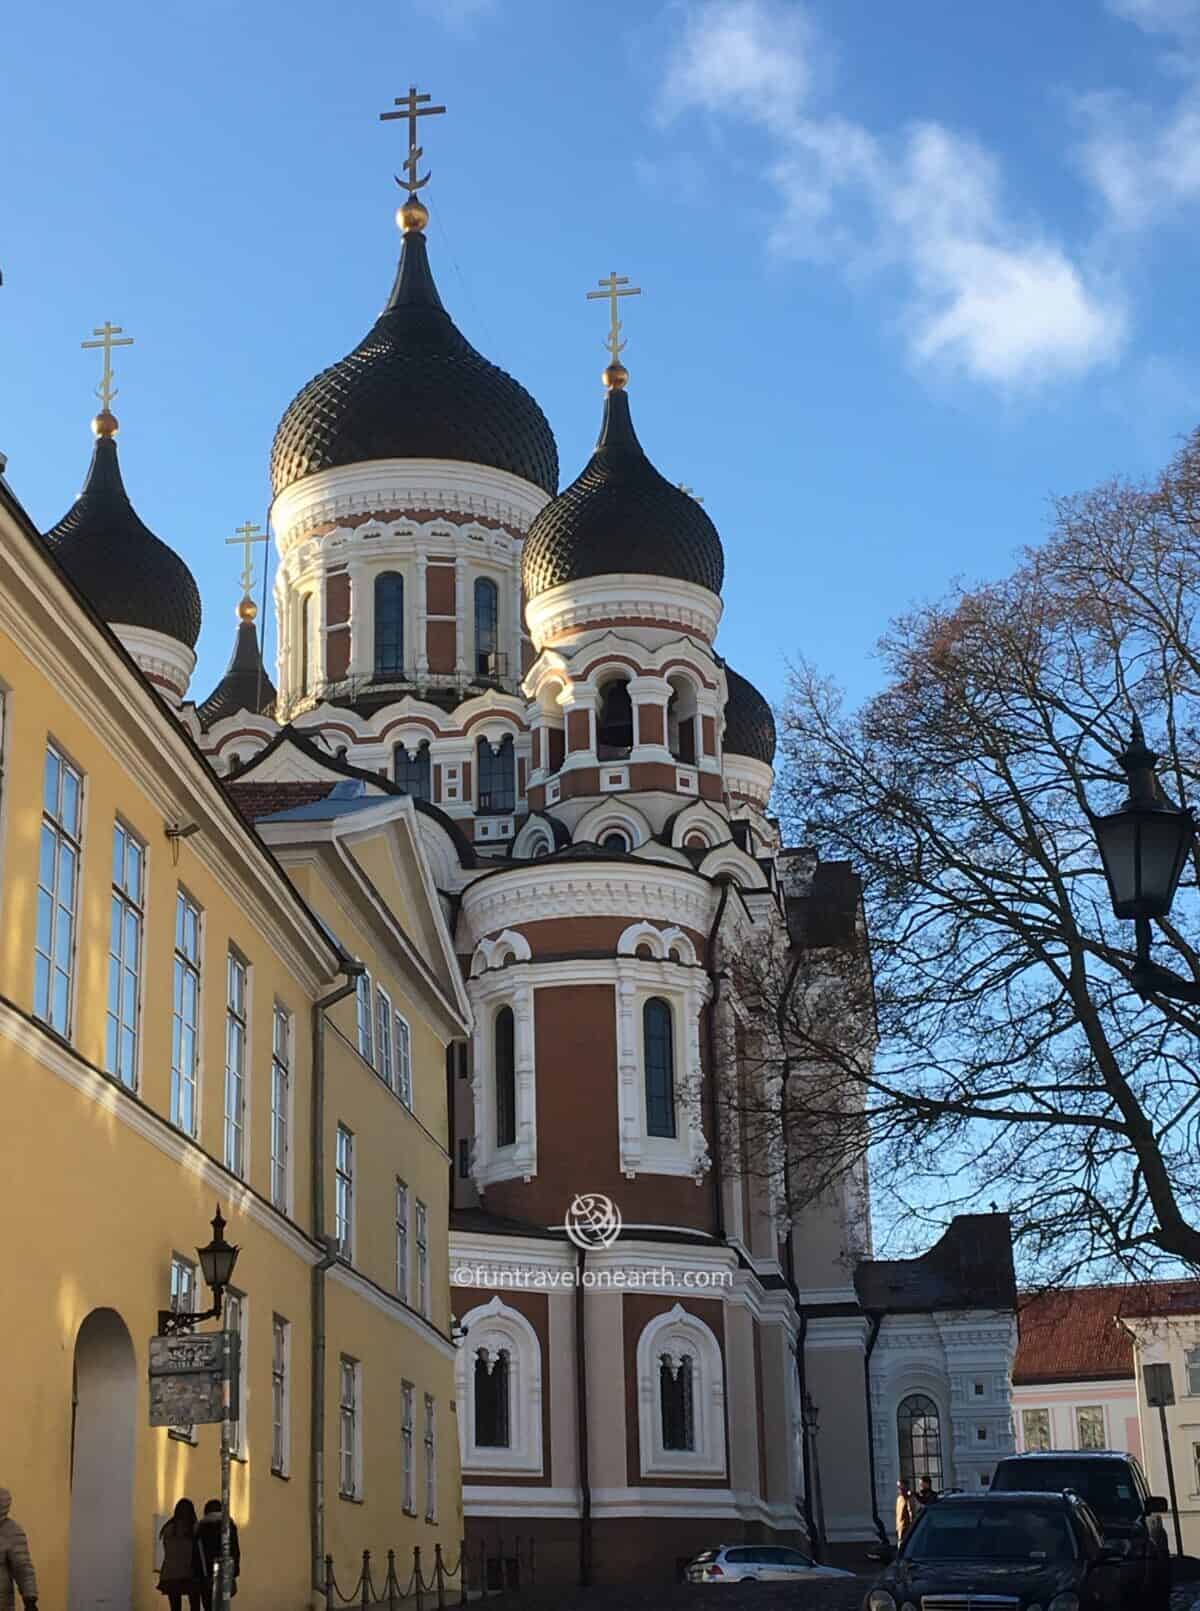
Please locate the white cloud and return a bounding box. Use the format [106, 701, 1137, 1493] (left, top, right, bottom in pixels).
[1106, 0, 1200, 38]
[414, 0, 496, 32]
[657, 0, 1125, 387]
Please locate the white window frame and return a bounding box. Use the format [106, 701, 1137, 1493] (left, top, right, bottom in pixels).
[224, 1289, 248, 1460]
[356, 970, 375, 1066]
[376, 985, 395, 1090]
[271, 1314, 291, 1477]
[36, 742, 83, 1038]
[1076, 1403, 1106, 1450]
[465, 965, 537, 1188]
[415, 1198, 429, 1317]
[224, 950, 249, 1177]
[401, 1380, 416, 1514]
[395, 1179, 409, 1302]
[635, 1303, 726, 1478]
[336, 1125, 355, 1261]
[1021, 1407, 1051, 1452]
[171, 889, 203, 1135]
[395, 1011, 413, 1109]
[271, 1004, 292, 1212]
[424, 1393, 437, 1521]
[338, 1355, 362, 1500]
[1186, 1347, 1200, 1397]
[107, 819, 145, 1088]
[169, 1256, 198, 1443]
[454, 1296, 543, 1475]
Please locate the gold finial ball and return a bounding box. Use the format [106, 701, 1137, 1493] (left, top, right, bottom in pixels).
[91, 409, 120, 438]
[603, 361, 629, 391]
[397, 195, 430, 233]
[237, 595, 258, 622]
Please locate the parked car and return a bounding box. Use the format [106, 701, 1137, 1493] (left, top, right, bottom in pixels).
[685, 1544, 855, 1583]
[990, 1449, 1170, 1609]
[865, 1489, 1127, 1611]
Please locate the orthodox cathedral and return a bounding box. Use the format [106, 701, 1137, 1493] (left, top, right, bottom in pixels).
[26, 98, 1018, 1584]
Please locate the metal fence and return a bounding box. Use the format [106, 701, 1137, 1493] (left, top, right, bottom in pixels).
[323, 1537, 537, 1609]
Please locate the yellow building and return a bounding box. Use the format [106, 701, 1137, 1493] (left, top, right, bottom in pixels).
[0, 421, 468, 1610]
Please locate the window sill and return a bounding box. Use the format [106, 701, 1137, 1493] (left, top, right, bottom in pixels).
[270, 1467, 290, 1481]
[339, 1492, 364, 1505]
[402, 1506, 418, 1519]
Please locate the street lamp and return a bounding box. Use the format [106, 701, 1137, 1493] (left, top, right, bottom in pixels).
[801, 1392, 826, 1558]
[1089, 718, 1200, 1005]
[159, 1206, 241, 1335]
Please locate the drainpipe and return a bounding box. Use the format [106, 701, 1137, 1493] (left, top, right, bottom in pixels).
[704, 877, 733, 1240]
[311, 961, 365, 1593]
[794, 1310, 818, 1556]
[575, 1245, 592, 1588]
[863, 1311, 889, 1548]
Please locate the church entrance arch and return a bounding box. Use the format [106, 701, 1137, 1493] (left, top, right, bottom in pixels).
[68, 1307, 136, 1611]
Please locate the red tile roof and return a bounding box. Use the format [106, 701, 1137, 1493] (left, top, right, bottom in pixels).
[1015, 1281, 1200, 1385]
[227, 782, 334, 823]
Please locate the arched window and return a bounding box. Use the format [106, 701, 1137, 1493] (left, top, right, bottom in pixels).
[644, 997, 676, 1138]
[475, 577, 499, 677]
[601, 829, 630, 853]
[660, 1353, 695, 1451]
[299, 594, 312, 694]
[597, 679, 634, 755]
[474, 1349, 510, 1448]
[897, 1394, 944, 1491]
[393, 740, 431, 801]
[495, 1006, 516, 1149]
[477, 735, 515, 814]
[374, 572, 405, 678]
[668, 675, 698, 765]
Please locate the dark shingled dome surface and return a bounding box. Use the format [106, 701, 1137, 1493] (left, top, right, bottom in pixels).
[722, 664, 776, 765]
[520, 388, 724, 600]
[44, 433, 202, 649]
[271, 229, 558, 498]
[197, 616, 277, 729]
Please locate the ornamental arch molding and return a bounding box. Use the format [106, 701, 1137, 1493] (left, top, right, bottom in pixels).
[454, 1295, 543, 1475]
[635, 1303, 726, 1478]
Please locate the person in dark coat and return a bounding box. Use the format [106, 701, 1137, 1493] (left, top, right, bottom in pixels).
[916, 1475, 940, 1509]
[158, 1499, 203, 1611]
[0, 1489, 37, 1611]
[196, 1499, 240, 1611]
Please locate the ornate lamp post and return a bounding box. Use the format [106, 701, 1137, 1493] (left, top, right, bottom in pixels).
[801, 1391, 826, 1557]
[1088, 718, 1200, 1004]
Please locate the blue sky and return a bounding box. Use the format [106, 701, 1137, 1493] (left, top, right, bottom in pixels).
[4, 0, 1200, 709]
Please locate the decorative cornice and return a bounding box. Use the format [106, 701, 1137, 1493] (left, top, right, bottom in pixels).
[460, 864, 715, 945]
[525, 574, 723, 651]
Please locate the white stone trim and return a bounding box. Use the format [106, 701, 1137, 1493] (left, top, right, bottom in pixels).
[635, 1303, 727, 1478]
[525, 575, 723, 649]
[111, 621, 197, 704]
[469, 929, 533, 976]
[467, 966, 537, 1187]
[455, 1296, 544, 1475]
[724, 753, 775, 808]
[463, 1485, 805, 1527]
[572, 799, 654, 848]
[616, 921, 698, 966]
[461, 864, 715, 945]
[616, 963, 710, 1181]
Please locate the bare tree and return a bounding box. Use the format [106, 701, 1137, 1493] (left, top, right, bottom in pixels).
[762, 429, 1200, 1283]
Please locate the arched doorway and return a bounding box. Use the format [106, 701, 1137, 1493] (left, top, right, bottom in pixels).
[68, 1308, 136, 1611]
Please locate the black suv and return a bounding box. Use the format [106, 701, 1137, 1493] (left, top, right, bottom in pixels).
[865, 1489, 1127, 1611]
[991, 1450, 1170, 1609]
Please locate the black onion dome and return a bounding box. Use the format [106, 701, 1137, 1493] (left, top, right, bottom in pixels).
[44, 431, 202, 648]
[521, 387, 724, 600]
[723, 664, 776, 765]
[271, 228, 558, 497]
[197, 612, 277, 729]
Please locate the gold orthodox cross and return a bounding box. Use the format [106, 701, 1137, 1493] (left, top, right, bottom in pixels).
[379, 84, 446, 194]
[225, 520, 269, 595]
[587, 272, 641, 364]
[81, 322, 134, 411]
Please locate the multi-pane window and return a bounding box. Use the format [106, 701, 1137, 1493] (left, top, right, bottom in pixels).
[1022, 1408, 1051, 1451]
[224, 1291, 246, 1457]
[106, 822, 144, 1085]
[374, 572, 404, 678]
[424, 1394, 437, 1521]
[272, 1315, 290, 1476]
[169, 1257, 197, 1440]
[171, 892, 202, 1134]
[474, 576, 499, 677]
[1077, 1405, 1105, 1449]
[401, 1382, 415, 1513]
[335, 1125, 355, 1259]
[476, 735, 515, 814]
[898, 1393, 944, 1490]
[356, 971, 374, 1065]
[338, 1357, 360, 1499]
[495, 1006, 516, 1148]
[474, 1350, 510, 1447]
[394, 741, 431, 800]
[395, 1180, 410, 1301]
[224, 952, 248, 1176]
[1187, 1347, 1200, 1396]
[416, 1199, 429, 1317]
[660, 1354, 695, 1451]
[644, 997, 677, 1138]
[395, 1012, 413, 1109]
[376, 987, 395, 1091]
[36, 744, 83, 1036]
[271, 1005, 291, 1210]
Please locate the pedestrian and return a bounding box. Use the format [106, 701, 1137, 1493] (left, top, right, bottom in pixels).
[196, 1500, 240, 1611]
[0, 1488, 37, 1611]
[895, 1478, 916, 1543]
[158, 1499, 204, 1611]
[916, 1474, 939, 1509]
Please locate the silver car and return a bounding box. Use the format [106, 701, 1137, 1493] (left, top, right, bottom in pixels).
[685, 1544, 856, 1583]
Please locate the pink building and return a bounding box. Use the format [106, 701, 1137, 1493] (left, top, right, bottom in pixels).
[1013, 1287, 1142, 1459]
